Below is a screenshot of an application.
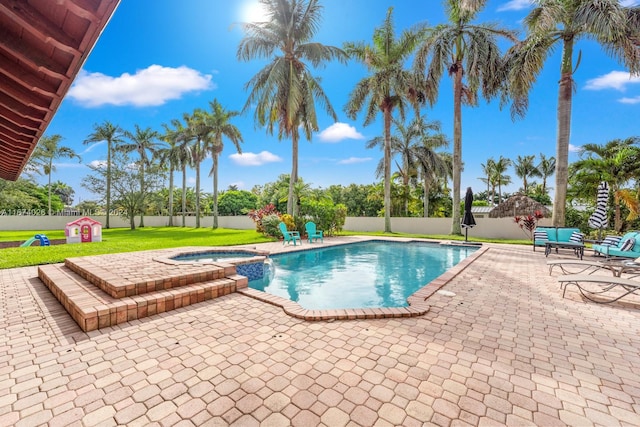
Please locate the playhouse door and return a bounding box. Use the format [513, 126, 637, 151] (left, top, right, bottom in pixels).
[81, 225, 91, 242]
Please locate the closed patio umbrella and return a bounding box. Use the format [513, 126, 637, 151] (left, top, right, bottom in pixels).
[588, 181, 609, 240]
[461, 187, 476, 242]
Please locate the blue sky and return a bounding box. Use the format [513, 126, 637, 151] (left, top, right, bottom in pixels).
[41, 0, 640, 205]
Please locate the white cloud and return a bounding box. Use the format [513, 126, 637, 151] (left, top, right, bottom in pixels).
[229, 151, 282, 166]
[619, 96, 640, 104]
[68, 65, 214, 107]
[317, 122, 365, 143]
[497, 0, 534, 12]
[55, 162, 84, 168]
[88, 160, 107, 168]
[584, 70, 640, 91]
[569, 144, 581, 153]
[81, 141, 104, 154]
[621, 0, 640, 7]
[338, 157, 372, 165]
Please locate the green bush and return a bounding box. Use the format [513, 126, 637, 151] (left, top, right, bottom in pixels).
[261, 214, 282, 238]
[300, 200, 347, 236]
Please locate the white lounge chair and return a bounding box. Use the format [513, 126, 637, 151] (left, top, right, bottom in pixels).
[557, 274, 640, 303]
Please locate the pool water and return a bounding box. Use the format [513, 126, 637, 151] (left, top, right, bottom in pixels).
[249, 241, 477, 310]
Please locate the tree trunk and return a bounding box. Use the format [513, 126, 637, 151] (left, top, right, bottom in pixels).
[168, 167, 174, 227]
[451, 62, 463, 235]
[287, 132, 299, 217]
[552, 39, 574, 228]
[106, 142, 111, 229]
[195, 157, 201, 229]
[139, 165, 145, 228]
[383, 108, 392, 233]
[212, 154, 219, 229]
[47, 161, 52, 216]
[423, 177, 430, 218]
[181, 167, 186, 227]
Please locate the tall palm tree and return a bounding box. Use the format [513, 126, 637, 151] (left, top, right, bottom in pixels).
[369, 115, 448, 217]
[414, 135, 450, 218]
[182, 109, 212, 228]
[536, 153, 555, 196]
[480, 158, 496, 204]
[514, 154, 541, 195]
[159, 122, 189, 226]
[30, 134, 80, 216]
[504, 0, 640, 226]
[344, 7, 426, 232]
[492, 155, 512, 204]
[571, 137, 640, 232]
[121, 125, 161, 227]
[206, 99, 243, 229]
[414, 0, 517, 235]
[237, 0, 347, 217]
[84, 121, 124, 228]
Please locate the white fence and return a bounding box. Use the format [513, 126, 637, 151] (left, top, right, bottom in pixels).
[0, 215, 552, 240]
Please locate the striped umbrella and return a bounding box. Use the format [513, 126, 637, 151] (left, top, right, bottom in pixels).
[588, 181, 609, 230]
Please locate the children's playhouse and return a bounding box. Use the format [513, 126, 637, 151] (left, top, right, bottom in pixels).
[65, 217, 102, 244]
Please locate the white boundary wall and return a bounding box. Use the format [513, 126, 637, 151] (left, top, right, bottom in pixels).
[0, 215, 552, 240]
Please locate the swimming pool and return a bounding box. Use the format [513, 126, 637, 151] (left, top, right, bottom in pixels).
[249, 241, 478, 310]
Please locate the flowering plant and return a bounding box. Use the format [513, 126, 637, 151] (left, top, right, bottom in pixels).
[514, 210, 544, 240]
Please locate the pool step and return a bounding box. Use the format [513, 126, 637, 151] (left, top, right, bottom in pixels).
[38, 263, 248, 332]
[63, 253, 234, 298]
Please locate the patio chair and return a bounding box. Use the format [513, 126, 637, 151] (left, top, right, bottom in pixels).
[304, 221, 324, 243]
[557, 274, 640, 303]
[278, 222, 301, 246]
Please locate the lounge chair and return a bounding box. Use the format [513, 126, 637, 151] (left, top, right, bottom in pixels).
[304, 221, 323, 243]
[592, 231, 640, 259]
[278, 222, 301, 246]
[557, 274, 640, 303]
[548, 258, 640, 277]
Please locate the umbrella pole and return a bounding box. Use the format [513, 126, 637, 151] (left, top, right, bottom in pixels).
[465, 228, 468, 242]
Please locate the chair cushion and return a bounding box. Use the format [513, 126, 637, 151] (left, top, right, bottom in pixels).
[569, 232, 584, 243]
[534, 230, 549, 241]
[621, 238, 636, 251]
[601, 236, 622, 247]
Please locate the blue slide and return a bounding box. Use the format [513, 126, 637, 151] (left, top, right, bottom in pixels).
[20, 234, 50, 247]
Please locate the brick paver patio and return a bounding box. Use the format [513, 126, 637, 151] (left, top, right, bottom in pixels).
[1, 238, 639, 426]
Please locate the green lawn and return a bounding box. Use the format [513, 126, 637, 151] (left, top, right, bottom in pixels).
[0, 227, 274, 269]
[0, 227, 532, 270]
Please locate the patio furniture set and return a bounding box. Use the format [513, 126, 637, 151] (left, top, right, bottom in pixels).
[539, 227, 640, 304]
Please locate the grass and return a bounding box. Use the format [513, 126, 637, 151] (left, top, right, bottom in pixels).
[0, 227, 274, 269]
[0, 227, 532, 270]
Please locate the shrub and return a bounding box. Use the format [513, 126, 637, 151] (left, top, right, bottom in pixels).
[514, 210, 545, 240]
[300, 200, 347, 236]
[247, 204, 280, 233]
[261, 214, 282, 238]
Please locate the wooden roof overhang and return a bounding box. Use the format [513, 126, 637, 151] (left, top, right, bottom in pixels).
[0, 0, 120, 181]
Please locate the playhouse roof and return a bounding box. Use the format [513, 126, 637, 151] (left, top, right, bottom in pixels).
[66, 217, 102, 227]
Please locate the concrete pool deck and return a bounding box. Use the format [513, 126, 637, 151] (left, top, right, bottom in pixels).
[1, 237, 639, 426]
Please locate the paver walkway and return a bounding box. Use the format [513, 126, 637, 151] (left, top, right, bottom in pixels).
[1, 239, 639, 426]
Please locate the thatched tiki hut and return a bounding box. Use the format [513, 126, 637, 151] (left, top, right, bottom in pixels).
[489, 194, 551, 218]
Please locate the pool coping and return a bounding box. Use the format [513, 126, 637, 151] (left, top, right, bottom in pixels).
[236, 239, 490, 321]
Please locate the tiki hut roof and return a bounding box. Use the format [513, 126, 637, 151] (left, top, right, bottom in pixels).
[488, 194, 551, 219]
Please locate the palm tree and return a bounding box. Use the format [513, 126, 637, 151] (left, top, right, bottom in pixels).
[504, 0, 640, 226]
[414, 0, 517, 235]
[30, 134, 80, 216]
[536, 153, 555, 196]
[571, 137, 640, 232]
[414, 136, 450, 217]
[184, 108, 212, 228]
[159, 122, 188, 226]
[237, 0, 347, 217]
[514, 154, 541, 195]
[492, 155, 512, 204]
[84, 121, 124, 228]
[206, 99, 243, 229]
[121, 125, 161, 227]
[344, 7, 426, 232]
[480, 158, 496, 204]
